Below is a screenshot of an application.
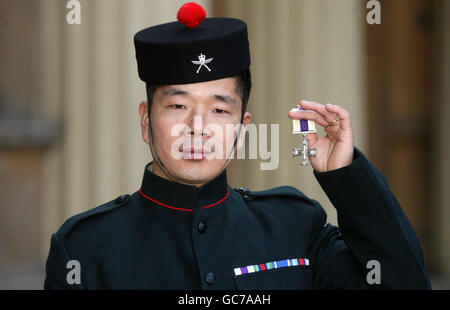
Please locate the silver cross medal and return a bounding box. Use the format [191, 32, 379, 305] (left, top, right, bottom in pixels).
[291, 107, 317, 166]
[191, 53, 213, 74]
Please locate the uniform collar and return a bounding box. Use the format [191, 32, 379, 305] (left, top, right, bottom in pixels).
[139, 162, 230, 212]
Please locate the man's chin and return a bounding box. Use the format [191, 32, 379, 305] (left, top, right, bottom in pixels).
[172, 161, 225, 185]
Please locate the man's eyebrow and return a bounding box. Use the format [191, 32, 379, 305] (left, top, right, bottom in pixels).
[213, 94, 237, 106]
[158, 88, 237, 106]
[158, 88, 188, 100]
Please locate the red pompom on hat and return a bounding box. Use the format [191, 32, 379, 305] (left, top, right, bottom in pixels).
[177, 2, 206, 28]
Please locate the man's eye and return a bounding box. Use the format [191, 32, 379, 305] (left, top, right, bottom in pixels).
[171, 104, 185, 109]
[213, 109, 228, 114]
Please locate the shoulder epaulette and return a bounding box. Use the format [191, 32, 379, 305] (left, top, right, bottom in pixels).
[57, 194, 130, 241]
[234, 186, 314, 204]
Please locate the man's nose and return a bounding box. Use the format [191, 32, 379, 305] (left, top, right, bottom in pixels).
[187, 114, 207, 136]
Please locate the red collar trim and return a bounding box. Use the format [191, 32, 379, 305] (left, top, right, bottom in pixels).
[139, 187, 230, 212]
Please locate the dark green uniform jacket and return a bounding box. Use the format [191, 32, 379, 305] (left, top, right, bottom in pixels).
[44, 149, 431, 289]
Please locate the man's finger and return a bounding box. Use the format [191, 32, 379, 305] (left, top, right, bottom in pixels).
[288, 109, 329, 127]
[325, 103, 352, 131]
[305, 132, 318, 146]
[299, 100, 338, 124]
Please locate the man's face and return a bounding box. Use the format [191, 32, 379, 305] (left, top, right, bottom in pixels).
[139, 77, 252, 186]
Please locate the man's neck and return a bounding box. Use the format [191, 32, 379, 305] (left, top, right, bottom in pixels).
[149, 162, 210, 188]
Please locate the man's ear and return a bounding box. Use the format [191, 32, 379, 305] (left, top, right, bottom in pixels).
[236, 111, 252, 150]
[139, 101, 150, 145]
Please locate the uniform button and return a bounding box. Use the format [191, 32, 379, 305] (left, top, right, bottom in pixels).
[205, 272, 216, 285]
[238, 187, 250, 194]
[197, 221, 207, 233]
[237, 187, 253, 200]
[115, 194, 129, 204]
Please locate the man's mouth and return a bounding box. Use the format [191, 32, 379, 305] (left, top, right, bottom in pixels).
[180, 147, 211, 160]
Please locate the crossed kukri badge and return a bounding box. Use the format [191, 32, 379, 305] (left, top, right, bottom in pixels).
[191, 53, 213, 73]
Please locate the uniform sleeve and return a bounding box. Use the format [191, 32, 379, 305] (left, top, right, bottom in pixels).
[44, 233, 85, 290]
[309, 148, 431, 289]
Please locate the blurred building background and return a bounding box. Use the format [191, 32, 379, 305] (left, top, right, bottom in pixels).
[0, 0, 448, 289]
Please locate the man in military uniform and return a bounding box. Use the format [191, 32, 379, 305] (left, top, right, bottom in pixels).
[44, 3, 431, 290]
